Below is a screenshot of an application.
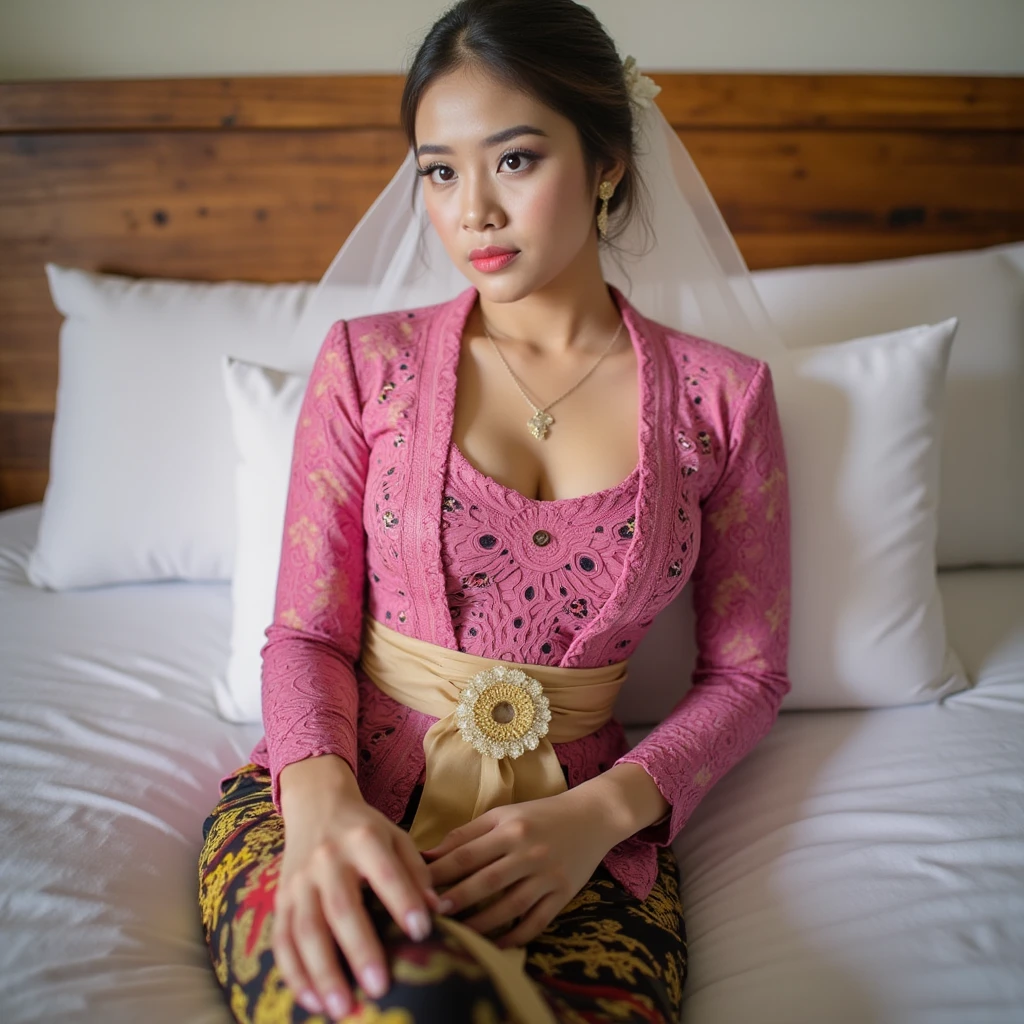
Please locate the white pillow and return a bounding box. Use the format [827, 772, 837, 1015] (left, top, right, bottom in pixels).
[220, 319, 968, 721]
[216, 357, 306, 722]
[27, 265, 317, 590]
[751, 242, 1024, 569]
[771, 318, 967, 708]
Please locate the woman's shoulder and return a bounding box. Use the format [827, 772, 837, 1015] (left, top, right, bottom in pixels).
[319, 289, 467, 398]
[634, 306, 771, 424]
[313, 290, 473, 427]
[645, 308, 765, 373]
[343, 289, 468, 357]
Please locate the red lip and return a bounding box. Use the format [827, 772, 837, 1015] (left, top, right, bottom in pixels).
[469, 246, 518, 260]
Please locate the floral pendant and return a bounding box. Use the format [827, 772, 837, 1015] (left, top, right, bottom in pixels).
[527, 409, 554, 440]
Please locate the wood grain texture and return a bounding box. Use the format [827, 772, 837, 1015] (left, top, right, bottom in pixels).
[2, 73, 1022, 131]
[1, 72, 1022, 508]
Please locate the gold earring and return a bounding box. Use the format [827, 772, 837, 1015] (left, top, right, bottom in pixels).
[596, 180, 615, 238]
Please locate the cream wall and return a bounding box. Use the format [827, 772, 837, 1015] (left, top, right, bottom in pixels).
[0, 0, 1021, 79]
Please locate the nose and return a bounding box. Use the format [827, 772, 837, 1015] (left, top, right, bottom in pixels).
[460, 170, 505, 233]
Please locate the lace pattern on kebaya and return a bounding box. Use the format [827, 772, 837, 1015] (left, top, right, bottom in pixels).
[441, 440, 640, 663]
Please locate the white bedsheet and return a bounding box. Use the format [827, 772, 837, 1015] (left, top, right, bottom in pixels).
[1, 502, 1022, 1023]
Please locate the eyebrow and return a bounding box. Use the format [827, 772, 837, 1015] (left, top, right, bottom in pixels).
[415, 124, 549, 159]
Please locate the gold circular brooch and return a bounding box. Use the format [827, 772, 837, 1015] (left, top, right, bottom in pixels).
[454, 665, 552, 760]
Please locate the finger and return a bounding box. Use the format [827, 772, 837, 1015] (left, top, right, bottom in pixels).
[392, 834, 443, 914]
[422, 815, 494, 860]
[427, 828, 506, 889]
[314, 856, 391, 1004]
[436, 853, 532, 919]
[460, 875, 550, 937]
[290, 875, 356, 1019]
[495, 892, 563, 949]
[271, 896, 324, 1016]
[349, 831, 433, 944]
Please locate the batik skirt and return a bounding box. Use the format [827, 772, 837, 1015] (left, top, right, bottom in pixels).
[198, 762, 688, 1023]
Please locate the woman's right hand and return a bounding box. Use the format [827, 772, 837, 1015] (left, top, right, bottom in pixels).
[273, 754, 440, 1020]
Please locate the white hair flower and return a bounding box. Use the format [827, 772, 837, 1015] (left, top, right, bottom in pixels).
[454, 664, 552, 760]
[622, 55, 662, 109]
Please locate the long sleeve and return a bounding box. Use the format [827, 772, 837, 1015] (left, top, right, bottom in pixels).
[259, 319, 370, 812]
[614, 359, 793, 846]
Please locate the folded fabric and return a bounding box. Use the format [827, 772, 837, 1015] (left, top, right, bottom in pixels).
[358, 612, 627, 852]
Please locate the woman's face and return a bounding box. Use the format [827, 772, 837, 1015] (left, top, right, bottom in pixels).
[413, 64, 618, 302]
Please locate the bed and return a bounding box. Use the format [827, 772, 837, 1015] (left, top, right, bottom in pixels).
[1, 71, 1023, 1023]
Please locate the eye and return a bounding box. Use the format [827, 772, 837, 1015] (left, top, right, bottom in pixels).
[498, 147, 539, 173]
[416, 162, 455, 185]
[415, 147, 540, 187]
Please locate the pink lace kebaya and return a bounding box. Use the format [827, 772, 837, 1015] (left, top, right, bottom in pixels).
[242, 282, 793, 901]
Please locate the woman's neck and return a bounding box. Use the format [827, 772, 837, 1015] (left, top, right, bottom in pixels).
[473, 269, 624, 359]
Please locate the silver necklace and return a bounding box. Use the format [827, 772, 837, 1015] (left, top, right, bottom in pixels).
[482, 315, 625, 440]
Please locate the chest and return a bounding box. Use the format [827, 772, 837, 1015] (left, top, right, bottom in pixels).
[355, 301, 713, 661]
[450, 332, 640, 503]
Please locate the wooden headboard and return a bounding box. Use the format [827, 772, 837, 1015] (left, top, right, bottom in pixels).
[1, 72, 1022, 511]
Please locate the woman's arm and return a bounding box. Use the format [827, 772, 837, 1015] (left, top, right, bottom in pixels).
[260, 318, 371, 813]
[608, 359, 793, 846]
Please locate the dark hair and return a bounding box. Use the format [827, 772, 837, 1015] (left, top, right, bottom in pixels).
[399, 0, 653, 263]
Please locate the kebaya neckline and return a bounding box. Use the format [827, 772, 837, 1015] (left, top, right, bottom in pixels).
[448, 437, 641, 507]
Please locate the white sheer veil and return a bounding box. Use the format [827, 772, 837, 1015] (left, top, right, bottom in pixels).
[287, 61, 786, 360]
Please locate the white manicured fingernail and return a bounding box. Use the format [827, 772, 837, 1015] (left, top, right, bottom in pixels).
[324, 990, 349, 1018]
[362, 964, 388, 999]
[406, 909, 431, 941]
[298, 989, 322, 1013]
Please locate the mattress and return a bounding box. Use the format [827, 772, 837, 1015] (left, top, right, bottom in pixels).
[1, 502, 1022, 1024]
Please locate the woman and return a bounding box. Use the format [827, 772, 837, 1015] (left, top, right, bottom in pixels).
[197, 2, 792, 1021]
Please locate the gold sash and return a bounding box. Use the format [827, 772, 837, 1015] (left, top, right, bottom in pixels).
[359, 614, 629, 851]
[356, 613, 630, 1024]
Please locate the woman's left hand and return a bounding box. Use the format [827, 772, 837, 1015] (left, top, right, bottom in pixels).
[422, 788, 622, 948]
